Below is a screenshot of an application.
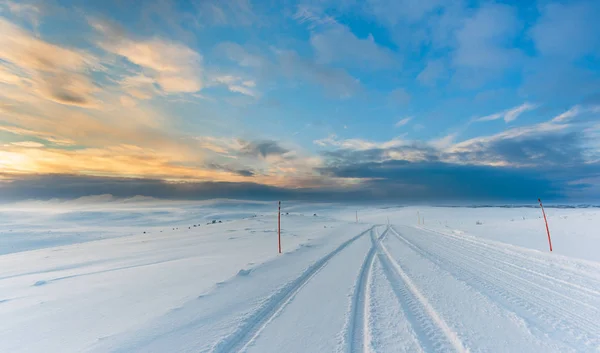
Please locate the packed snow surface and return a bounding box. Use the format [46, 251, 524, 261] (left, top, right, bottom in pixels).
[1, 198, 599, 352]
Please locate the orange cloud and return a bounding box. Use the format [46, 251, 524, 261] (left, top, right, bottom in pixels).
[91, 19, 203, 94]
[0, 89, 198, 160]
[0, 18, 100, 107]
[9, 141, 45, 148]
[0, 144, 337, 188]
[0, 125, 75, 146]
[119, 74, 160, 100]
[0, 17, 330, 190]
[0, 145, 240, 181]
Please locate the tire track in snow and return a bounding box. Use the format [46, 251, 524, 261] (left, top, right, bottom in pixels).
[211, 226, 373, 353]
[416, 226, 600, 298]
[346, 228, 377, 353]
[394, 227, 600, 336]
[376, 227, 469, 353]
[391, 226, 600, 351]
[415, 227, 600, 311]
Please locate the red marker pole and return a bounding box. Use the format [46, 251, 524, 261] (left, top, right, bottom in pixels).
[278, 201, 281, 254]
[538, 198, 553, 252]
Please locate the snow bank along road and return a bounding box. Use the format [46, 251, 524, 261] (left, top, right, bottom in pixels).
[90, 223, 600, 353]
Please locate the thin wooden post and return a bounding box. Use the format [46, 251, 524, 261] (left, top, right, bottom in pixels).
[538, 198, 553, 252]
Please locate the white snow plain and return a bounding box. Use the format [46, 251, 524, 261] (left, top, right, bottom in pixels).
[1, 198, 599, 352]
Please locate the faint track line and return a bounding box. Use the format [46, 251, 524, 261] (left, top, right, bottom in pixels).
[390, 226, 600, 351]
[400, 227, 600, 318]
[416, 226, 600, 290]
[394, 226, 600, 326]
[347, 228, 378, 353]
[211, 226, 373, 353]
[414, 227, 600, 306]
[376, 227, 469, 353]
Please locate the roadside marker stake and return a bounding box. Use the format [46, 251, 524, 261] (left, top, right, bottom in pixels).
[278, 201, 282, 254]
[538, 198, 553, 252]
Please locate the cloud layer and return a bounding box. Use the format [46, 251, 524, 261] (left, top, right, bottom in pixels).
[0, 0, 599, 202]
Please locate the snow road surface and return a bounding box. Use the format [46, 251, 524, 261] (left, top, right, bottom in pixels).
[94, 225, 599, 353]
[1, 202, 600, 352]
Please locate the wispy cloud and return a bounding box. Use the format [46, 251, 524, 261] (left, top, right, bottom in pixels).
[0, 18, 100, 107]
[194, 136, 244, 155]
[278, 50, 361, 98]
[394, 117, 412, 127]
[216, 42, 267, 68]
[213, 75, 259, 97]
[310, 23, 398, 70]
[475, 102, 537, 123]
[293, 5, 337, 29]
[9, 141, 45, 148]
[430, 133, 457, 149]
[314, 134, 405, 150]
[503, 104, 535, 122]
[91, 19, 203, 94]
[453, 3, 522, 70]
[552, 105, 580, 123]
[367, 0, 442, 25]
[0, 125, 75, 146]
[118, 74, 160, 100]
[3, 0, 42, 29]
[193, 0, 258, 27]
[217, 42, 361, 98]
[417, 60, 446, 86]
[530, 1, 600, 60]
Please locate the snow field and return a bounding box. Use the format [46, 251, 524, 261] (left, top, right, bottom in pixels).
[1, 201, 599, 352]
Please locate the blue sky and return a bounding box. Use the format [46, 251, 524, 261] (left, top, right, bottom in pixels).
[0, 0, 599, 202]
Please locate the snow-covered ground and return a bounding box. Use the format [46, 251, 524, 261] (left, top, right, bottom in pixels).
[1, 198, 599, 352]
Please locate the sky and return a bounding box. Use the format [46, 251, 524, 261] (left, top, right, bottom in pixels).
[0, 0, 599, 203]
